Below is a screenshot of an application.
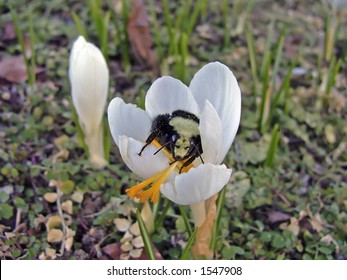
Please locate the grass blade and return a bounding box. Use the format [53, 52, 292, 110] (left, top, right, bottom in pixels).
[187, 1, 201, 38]
[264, 124, 280, 168]
[179, 227, 198, 260]
[28, 6, 36, 85]
[210, 186, 227, 251]
[163, 0, 173, 53]
[271, 26, 287, 93]
[102, 116, 111, 163]
[136, 208, 156, 260]
[178, 205, 192, 235]
[148, 0, 163, 62]
[71, 12, 88, 39]
[258, 53, 271, 133]
[155, 199, 172, 230]
[260, 20, 275, 79]
[245, 24, 258, 95]
[326, 56, 342, 97]
[222, 0, 230, 49]
[10, 8, 31, 84]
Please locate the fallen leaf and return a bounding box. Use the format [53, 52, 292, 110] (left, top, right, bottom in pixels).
[43, 192, 58, 203]
[71, 190, 84, 204]
[191, 194, 218, 259]
[2, 21, 16, 41]
[129, 222, 140, 236]
[129, 248, 143, 258]
[0, 55, 44, 83]
[61, 200, 73, 214]
[65, 237, 74, 251]
[267, 210, 291, 224]
[47, 228, 64, 243]
[127, 0, 159, 75]
[121, 241, 133, 252]
[132, 235, 144, 248]
[114, 218, 131, 232]
[102, 243, 123, 259]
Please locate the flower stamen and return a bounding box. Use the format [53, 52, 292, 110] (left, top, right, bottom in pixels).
[152, 139, 194, 172]
[126, 161, 179, 203]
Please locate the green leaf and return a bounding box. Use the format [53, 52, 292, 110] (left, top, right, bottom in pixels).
[14, 197, 27, 209]
[136, 208, 156, 260]
[0, 192, 10, 203]
[271, 233, 285, 248]
[222, 246, 245, 259]
[0, 204, 14, 219]
[58, 180, 75, 194]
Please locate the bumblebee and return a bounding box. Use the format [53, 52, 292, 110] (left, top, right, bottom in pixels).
[138, 110, 204, 172]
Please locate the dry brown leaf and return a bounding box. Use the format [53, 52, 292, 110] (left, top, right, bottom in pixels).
[61, 200, 73, 215]
[129, 222, 140, 236]
[267, 210, 291, 224]
[102, 243, 123, 259]
[129, 248, 143, 258]
[47, 229, 64, 243]
[121, 241, 133, 252]
[127, 0, 159, 75]
[132, 235, 144, 248]
[114, 218, 131, 232]
[191, 194, 218, 259]
[43, 192, 58, 203]
[71, 190, 84, 204]
[0, 55, 43, 83]
[2, 21, 16, 41]
[65, 237, 74, 251]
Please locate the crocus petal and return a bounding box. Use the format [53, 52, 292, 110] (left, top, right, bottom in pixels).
[118, 135, 170, 179]
[69, 36, 109, 134]
[189, 62, 241, 162]
[199, 100, 223, 164]
[145, 76, 200, 119]
[160, 163, 232, 205]
[108, 97, 151, 146]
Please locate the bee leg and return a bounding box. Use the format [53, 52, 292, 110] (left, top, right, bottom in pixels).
[138, 131, 157, 156]
[179, 155, 197, 173]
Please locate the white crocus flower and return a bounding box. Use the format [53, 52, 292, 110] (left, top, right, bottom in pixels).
[69, 36, 109, 168]
[108, 62, 241, 218]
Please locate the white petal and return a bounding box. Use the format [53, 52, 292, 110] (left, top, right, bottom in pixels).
[69, 36, 109, 134]
[189, 62, 241, 162]
[199, 100, 223, 164]
[160, 163, 232, 205]
[107, 97, 151, 146]
[145, 76, 200, 118]
[118, 135, 169, 179]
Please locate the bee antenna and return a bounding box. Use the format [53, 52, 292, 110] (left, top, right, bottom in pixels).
[190, 143, 204, 164]
[153, 141, 171, 155]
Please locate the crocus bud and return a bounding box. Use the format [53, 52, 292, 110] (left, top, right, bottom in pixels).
[69, 36, 109, 168]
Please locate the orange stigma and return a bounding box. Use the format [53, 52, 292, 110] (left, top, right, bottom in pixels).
[125, 139, 194, 203]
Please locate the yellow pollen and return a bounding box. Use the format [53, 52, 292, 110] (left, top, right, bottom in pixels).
[125, 139, 195, 203]
[151, 139, 194, 172]
[126, 161, 179, 203]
